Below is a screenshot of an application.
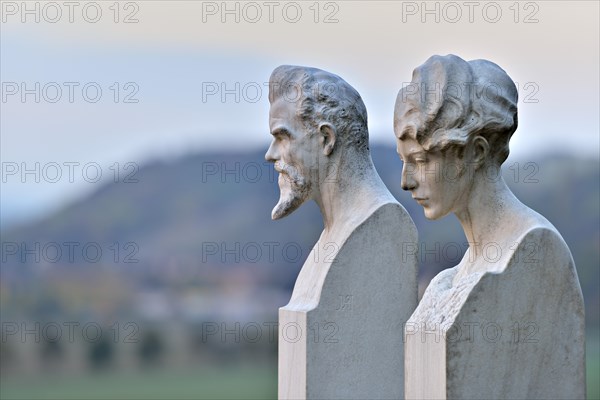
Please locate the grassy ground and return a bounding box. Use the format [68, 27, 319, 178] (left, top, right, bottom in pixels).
[587, 330, 600, 400]
[1, 333, 598, 400]
[0, 364, 277, 400]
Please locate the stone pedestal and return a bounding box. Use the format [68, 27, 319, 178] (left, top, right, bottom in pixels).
[278, 202, 418, 400]
[404, 227, 586, 400]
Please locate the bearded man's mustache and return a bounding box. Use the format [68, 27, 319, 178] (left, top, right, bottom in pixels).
[274, 160, 305, 187]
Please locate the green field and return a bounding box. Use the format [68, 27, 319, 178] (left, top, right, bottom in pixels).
[0, 364, 277, 400]
[1, 333, 598, 400]
[588, 330, 600, 400]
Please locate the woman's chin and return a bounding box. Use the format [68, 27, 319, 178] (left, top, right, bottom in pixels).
[423, 207, 445, 221]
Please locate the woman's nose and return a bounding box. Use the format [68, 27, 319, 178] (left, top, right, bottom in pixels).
[401, 163, 417, 191]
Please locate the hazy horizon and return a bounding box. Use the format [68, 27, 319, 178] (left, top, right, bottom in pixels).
[2, 141, 597, 231]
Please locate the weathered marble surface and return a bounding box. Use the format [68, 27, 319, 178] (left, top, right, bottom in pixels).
[280, 202, 417, 399]
[266, 65, 418, 399]
[395, 54, 585, 399]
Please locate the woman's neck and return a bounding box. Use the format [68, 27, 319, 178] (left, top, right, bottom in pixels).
[455, 170, 521, 257]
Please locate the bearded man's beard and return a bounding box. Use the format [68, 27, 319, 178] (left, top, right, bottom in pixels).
[271, 160, 311, 220]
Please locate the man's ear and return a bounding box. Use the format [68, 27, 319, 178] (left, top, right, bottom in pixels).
[319, 123, 336, 156]
[470, 135, 490, 169]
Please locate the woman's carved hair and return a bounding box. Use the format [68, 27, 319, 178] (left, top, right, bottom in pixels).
[395, 54, 518, 165]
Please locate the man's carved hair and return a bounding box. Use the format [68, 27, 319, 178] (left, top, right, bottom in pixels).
[269, 65, 369, 152]
[395, 54, 518, 165]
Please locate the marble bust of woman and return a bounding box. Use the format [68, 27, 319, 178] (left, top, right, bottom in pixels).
[395, 54, 585, 400]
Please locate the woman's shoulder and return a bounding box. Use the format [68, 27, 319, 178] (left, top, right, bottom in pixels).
[508, 206, 568, 252]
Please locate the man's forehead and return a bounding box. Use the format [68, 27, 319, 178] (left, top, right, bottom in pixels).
[269, 97, 299, 129]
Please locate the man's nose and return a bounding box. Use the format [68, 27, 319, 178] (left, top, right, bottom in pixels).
[265, 140, 278, 162]
[401, 163, 417, 191]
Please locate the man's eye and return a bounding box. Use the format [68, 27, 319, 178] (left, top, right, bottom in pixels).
[275, 131, 290, 140]
[415, 158, 427, 164]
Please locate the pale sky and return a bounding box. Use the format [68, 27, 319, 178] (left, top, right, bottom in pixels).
[1, 0, 599, 227]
